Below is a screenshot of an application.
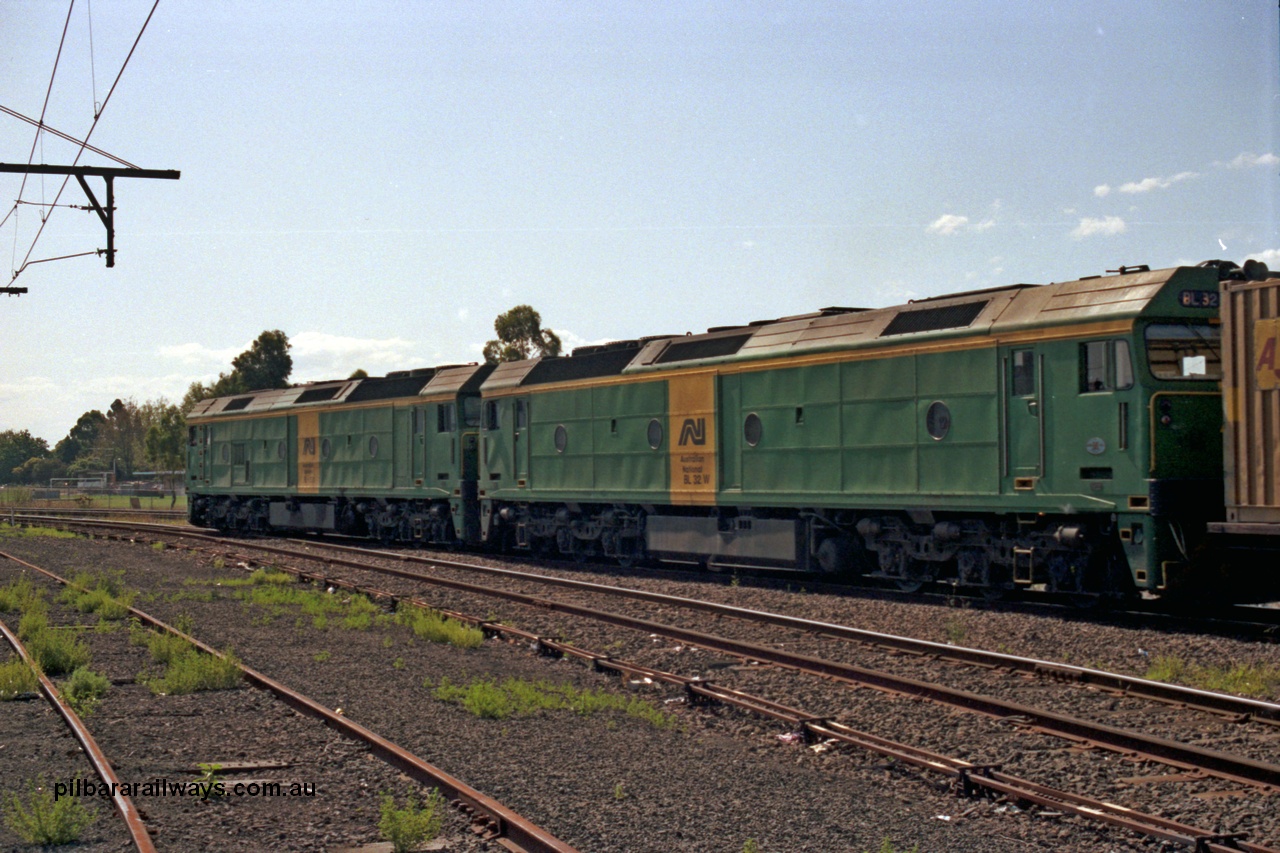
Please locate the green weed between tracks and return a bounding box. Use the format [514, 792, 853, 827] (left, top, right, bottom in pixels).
[3, 780, 97, 845]
[58, 571, 134, 621]
[378, 787, 445, 853]
[0, 576, 44, 613]
[395, 603, 485, 649]
[129, 617, 242, 695]
[0, 522, 78, 539]
[0, 656, 38, 699]
[62, 666, 110, 717]
[1146, 654, 1280, 699]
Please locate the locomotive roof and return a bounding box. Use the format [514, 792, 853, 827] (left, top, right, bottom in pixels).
[624, 263, 1217, 373]
[186, 362, 492, 420]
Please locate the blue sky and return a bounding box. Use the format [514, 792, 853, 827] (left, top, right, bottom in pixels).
[1, 1, 1277, 444]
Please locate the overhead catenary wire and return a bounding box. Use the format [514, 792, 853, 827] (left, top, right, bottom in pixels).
[0, 105, 138, 169]
[86, 0, 101, 118]
[8, 0, 162, 283]
[9, 0, 75, 277]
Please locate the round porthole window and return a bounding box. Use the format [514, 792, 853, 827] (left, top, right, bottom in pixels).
[221, 444, 230, 462]
[744, 413, 763, 447]
[926, 401, 951, 441]
[368, 436, 379, 458]
[647, 418, 663, 450]
[554, 424, 568, 453]
[277, 440, 286, 460]
[321, 438, 332, 460]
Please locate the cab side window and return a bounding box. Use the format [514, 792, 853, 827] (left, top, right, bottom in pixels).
[1080, 340, 1134, 392]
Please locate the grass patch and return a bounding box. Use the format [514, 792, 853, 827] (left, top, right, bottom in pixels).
[62, 667, 110, 717]
[0, 656, 38, 699]
[229, 576, 384, 632]
[26, 631, 92, 676]
[1145, 655, 1280, 699]
[430, 675, 677, 728]
[58, 572, 134, 620]
[144, 650, 242, 695]
[16, 609, 49, 641]
[0, 577, 44, 613]
[207, 568, 295, 589]
[129, 617, 241, 695]
[3, 779, 97, 845]
[130, 619, 192, 666]
[0, 522, 78, 539]
[379, 788, 445, 853]
[20, 620, 91, 676]
[397, 604, 484, 649]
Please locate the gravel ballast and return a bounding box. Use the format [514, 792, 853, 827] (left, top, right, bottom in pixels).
[2, 530, 1277, 852]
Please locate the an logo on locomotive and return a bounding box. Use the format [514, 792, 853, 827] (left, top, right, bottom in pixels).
[678, 417, 707, 446]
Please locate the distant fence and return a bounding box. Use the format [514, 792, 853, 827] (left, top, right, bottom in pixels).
[0, 485, 186, 510]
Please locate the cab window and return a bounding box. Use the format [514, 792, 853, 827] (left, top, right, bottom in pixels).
[1080, 340, 1134, 392]
[437, 403, 457, 433]
[1144, 323, 1221, 380]
[462, 397, 481, 428]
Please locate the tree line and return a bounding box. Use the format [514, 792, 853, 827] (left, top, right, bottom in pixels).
[0, 331, 293, 487]
[1, 306, 560, 487]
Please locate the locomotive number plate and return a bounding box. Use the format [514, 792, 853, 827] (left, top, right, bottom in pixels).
[1179, 289, 1219, 309]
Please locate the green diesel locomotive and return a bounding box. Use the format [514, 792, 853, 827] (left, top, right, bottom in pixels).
[187, 262, 1235, 599]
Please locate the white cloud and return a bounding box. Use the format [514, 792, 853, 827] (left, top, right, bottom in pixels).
[289, 331, 420, 381]
[1246, 249, 1280, 267]
[970, 219, 996, 232]
[927, 214, 969, 236]
[1071, 216, 1127, 239]
[1219, 152, 1279, 169]
[1117, 171, 1198, 194]
[550, 328, 616, 354]
[1093, 185, 1111, 198]
[158, 341, 241, 366]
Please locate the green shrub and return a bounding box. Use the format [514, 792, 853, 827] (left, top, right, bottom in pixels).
[143, 649, 241, 695]
[3, 779, 96, 844]
[64, 572, 133, 616]
[26, 630, 91, 676]
[250, 568, 295, 585]
[378, 788, 445, 853]
[130, 621, 192, 666]
[16, 609, 48, 641]
[63, 667, 110, 717]
[398, 604, 484, 649]
[1146, 655, 1280, 699]
[0, 657, 38, 699]
[0, 577, 43, 613]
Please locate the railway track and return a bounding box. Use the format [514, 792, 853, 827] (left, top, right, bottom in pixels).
[0, 546, 579, 853]
[0, 616, 155, 852]
[8, 515, 1280, 850]
[8, 509, 1280, 639]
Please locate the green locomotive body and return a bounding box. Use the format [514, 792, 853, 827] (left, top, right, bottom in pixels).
[185, 263, 1228, 598]
[186, 364, 493, 544]
[478, 264, 1223, 596]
